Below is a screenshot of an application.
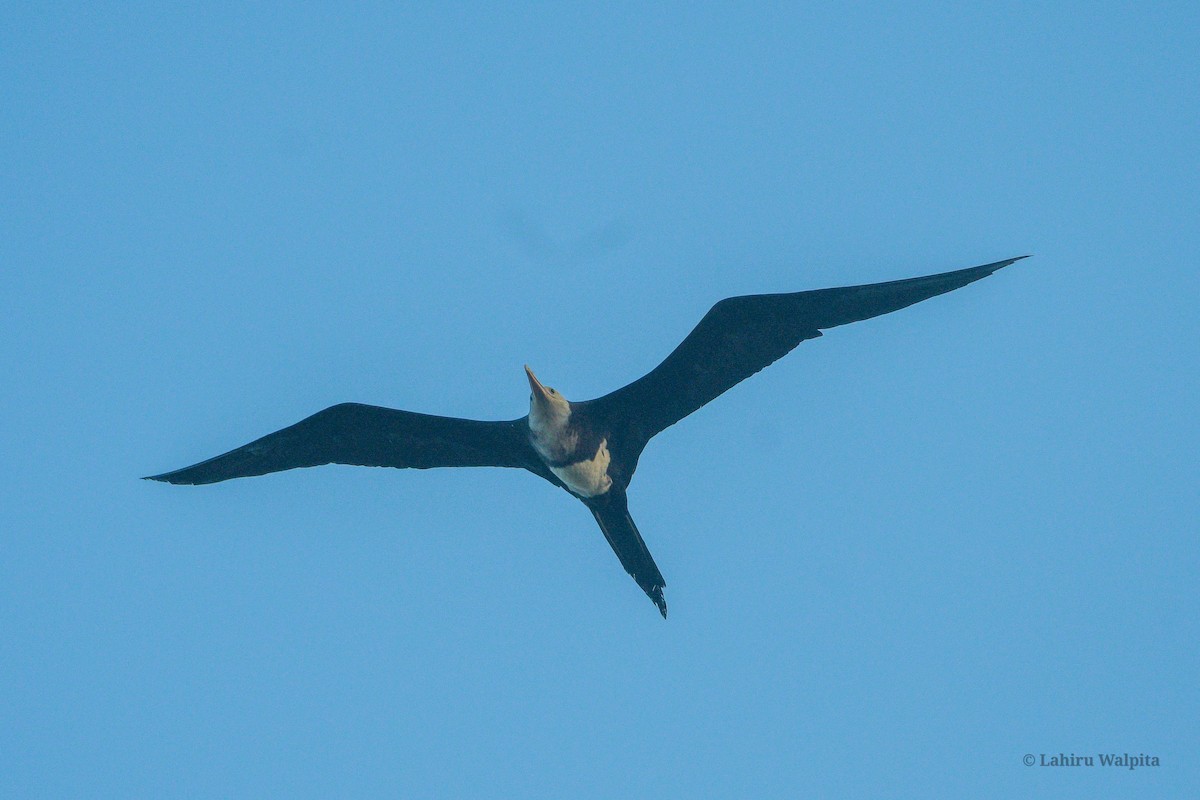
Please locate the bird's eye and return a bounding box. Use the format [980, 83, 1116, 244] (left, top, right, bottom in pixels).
[548, 388, 556, 395]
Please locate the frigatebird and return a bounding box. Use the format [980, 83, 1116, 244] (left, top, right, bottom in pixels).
[147, 256, 1026, 617]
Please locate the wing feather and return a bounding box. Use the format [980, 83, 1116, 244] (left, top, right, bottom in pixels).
[589, 256, 1026, 444]
[145, 402, 555, 486]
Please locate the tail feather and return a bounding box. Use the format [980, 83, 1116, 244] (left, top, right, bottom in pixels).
[586, 490, 667, 618]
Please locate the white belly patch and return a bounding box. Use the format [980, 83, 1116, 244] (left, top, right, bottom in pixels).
[550, 439, 613, 497]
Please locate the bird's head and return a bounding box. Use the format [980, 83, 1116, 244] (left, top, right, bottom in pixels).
[525, 365, 570, 429]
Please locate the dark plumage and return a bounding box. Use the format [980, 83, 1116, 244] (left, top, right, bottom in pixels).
[147, 256, 1027, 616]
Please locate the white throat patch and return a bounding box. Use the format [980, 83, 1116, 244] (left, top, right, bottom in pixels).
[528, 402, 572, 459]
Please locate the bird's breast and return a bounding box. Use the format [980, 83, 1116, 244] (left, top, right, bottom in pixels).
[549, 439, 613, 497]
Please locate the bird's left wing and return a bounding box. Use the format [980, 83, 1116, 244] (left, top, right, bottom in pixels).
[587, 256, 1026, 450]
[145, 402, 561, 487]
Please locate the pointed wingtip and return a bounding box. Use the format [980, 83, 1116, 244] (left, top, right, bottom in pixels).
[143, 471, 186, 484]
[965, 254, 1031, 283]
[999, 254, 1032, 269]
[986, 254, 1031, 272]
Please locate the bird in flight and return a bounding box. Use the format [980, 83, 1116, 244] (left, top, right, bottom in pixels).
[147, 256, 1027, 617]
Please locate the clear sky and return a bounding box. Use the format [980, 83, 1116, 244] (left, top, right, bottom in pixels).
[3, 3, 1197, 798]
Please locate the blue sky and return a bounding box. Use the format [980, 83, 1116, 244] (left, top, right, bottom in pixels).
[3, 3, 1197, 797]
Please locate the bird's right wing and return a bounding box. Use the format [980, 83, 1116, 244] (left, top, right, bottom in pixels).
[145, 402, 562, 487]
[588, 256, 1026, 447]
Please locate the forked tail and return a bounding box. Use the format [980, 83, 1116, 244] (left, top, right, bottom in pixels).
[586, 489, 667, 618]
